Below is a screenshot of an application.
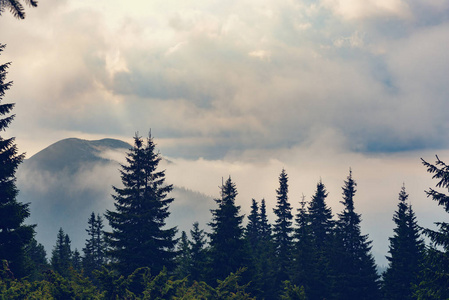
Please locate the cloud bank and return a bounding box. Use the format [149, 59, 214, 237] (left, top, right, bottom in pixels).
[0, 0, 447, 159]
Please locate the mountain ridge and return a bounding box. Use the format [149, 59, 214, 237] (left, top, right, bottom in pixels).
[17, 137, 213, 255]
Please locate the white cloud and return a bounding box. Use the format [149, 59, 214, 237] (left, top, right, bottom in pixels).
[321, 0, 412, 20]
[248, 49, 271, 61]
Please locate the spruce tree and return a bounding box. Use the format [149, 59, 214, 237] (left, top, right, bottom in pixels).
[208, 177, 247, 283]
[334, 170, 380, 299]
[189, 222, 208, 282]
[51, 228, 72, 277]
[245, 198, 275, 298]
[83, 212, 105, 279]
[272, 169, 294, 284]
[174, 231, 191, 279]
[415, 156, 449, 299]
[307, 180, 334, 300]
[246, 199, 260, 250]
[105, 133, 177, 276]
[23, 237, 48, 280]
[71, 249, 82, 272]
[382, 185, 424, 300]
[292, 194, 315, 294]
[0, 44, 34, 278]
[256, 199, 277, 299]
[259, 199, 271, 242]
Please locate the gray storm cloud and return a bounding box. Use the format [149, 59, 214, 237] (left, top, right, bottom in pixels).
[1, 0, 448, 158]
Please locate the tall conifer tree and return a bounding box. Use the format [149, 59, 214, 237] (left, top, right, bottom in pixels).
[174, 231, 191, 279]
[307, 180, 334, 300]
[208, 177, 246, 283]
[334, 170, 380, 299]
[415, 156, 449, 299]
[257, 198, 277, 299]
[105, 133, 177, 276]
[189, 222, 208, 282]
[83, 212, 106, 279]
[0, 44, 34, 278]
[272, 169, 294, 284]
[292, 194, 314, 293]
[383, 185, 424, 300]
[259, 199, 271, 242]
[51, 228, 72, 277]
[246, 199, 260, 250]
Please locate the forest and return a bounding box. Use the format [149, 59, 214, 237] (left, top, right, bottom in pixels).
[1, 2, 449, 300]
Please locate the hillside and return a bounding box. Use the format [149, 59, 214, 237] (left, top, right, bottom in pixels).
[16, 138, 213, 255]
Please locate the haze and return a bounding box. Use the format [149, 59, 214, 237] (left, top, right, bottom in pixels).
[1, 0, 449, 266]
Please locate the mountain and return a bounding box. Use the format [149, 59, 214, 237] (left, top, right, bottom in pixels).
[26, 138, 132, 173]
[17, 138, 213, 256]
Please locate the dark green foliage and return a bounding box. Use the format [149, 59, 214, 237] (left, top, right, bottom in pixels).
[71, 249, 82, 273]
[51, 228, 72, 278]
[23, 237, 48, 281]
[0, 0, 38, 19]
[175, 231, 191, 280]
[189, 222, 208, 283]
[306, 180, 334, 300]
[272, 169, 294, 284]
[246, 199, 260, 250]
[94, 266, 135, 299]
[333, 170, 380, 299]
[93, 265, 254, 299]
[382, 185, 424, 300]
[245, 199, 276, 299]
[259, 199, 271, 242]
[0, 44, 34, 279]
[83, 212, 105, 280]
[279, 281, 306, 300]
[105, 133, 177, 276]
[208, 177, 247, 283]
[292, 195, 315, 294]
[415, 156, 449, 299]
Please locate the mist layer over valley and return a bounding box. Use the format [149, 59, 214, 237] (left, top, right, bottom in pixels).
[17, 138, 214, 255]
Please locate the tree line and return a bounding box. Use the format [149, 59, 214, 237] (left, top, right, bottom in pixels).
[1, 128, 449, 299]
[1, 5, 449, 298]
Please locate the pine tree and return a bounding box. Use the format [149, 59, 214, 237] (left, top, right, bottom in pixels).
[71, 248, 82, 272]
[415, 156, 449, 299]
[0, 44, 34, 278]
[259, 199, 271, 242]
[382, 185, 424, 300]
[334, 170, 380, 299]
[83, 212, 105, 279]
[208, 177, 247, 283]
[105, 133, 177, 276]
[189, 222, 208, 283]
[23, 236, 48, 280]
[245, 198, 272, 298]
[175, 231, 191, 279]
[307, 180, 334, 300]
[292, 194, 314, 294]
[255, 198, 277, 299]
[51, 228, 72, 277]
[246, 199, 260, 250]
[272, 169, 294, 284]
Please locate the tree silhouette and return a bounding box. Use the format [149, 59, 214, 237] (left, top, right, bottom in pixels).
[105, 133, 177, 276]
[0, 0, 37, 19]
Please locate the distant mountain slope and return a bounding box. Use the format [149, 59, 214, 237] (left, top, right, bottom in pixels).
[17, 138, 213, 255]
[26, 138, 132, 173]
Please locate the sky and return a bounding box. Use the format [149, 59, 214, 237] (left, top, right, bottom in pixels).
[1, 0, 449, 266]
